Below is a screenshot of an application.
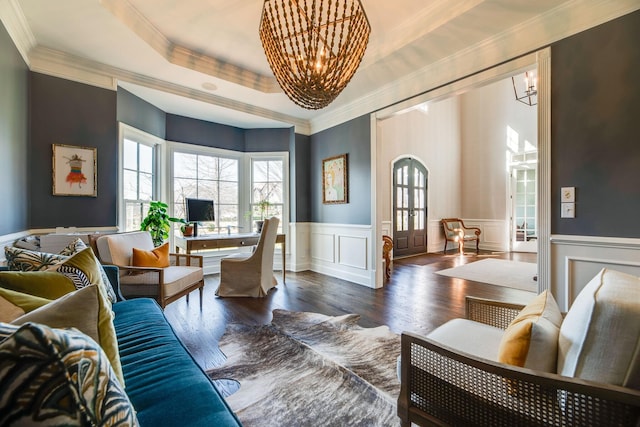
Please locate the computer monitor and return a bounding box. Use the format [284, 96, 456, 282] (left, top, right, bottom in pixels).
[185, 198, 215, 236]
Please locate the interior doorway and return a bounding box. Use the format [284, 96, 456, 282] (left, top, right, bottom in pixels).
[393, 157, 428, 257]
[510, 152, 538, 252]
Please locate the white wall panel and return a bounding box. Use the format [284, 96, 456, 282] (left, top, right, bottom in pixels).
[311, 232, 335, 263]
[551, 235, 640, 310]
[310, 223, 375, 288]
[338, 236, 368, 269]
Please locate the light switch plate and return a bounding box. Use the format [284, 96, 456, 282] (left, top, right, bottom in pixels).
[561, 202, 575, 218]
[561, 187, 575, 202]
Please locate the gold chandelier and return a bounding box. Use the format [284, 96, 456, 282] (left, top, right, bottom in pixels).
[259, 0, 371, 110]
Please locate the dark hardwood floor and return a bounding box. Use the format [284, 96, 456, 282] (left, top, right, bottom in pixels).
[163, 250, 537, 370]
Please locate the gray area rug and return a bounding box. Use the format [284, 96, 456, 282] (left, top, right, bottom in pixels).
[207, 309, 401, 427]
[436, 258, 537, 292]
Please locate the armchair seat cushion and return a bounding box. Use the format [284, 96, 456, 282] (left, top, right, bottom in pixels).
[428, 318, 504, 361]
[121, 266, 203, 298]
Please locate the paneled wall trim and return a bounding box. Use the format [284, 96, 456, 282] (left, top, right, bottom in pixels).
[550, 234, 640, 311]
[310, 223, 375, 288]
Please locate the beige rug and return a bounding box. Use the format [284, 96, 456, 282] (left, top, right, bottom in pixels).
[436, 259, 538, 292]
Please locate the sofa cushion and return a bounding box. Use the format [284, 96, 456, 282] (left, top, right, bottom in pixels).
[0, 322, 137, 426]
[498, 290, 563, 372]
[113, 298, 241, 426]
[0, 270, 76, 300]
[558, 268, 640, 389]
[0, 294, 25, 322]
[132, 242, 170, 267]
[0, 286, 52, 312]
[11, 285, 125, 388]
[428, 318, 505, 361]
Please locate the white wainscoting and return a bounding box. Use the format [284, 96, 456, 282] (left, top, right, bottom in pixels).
[550, 235, 640, 311]
[310, 223, 375, 288]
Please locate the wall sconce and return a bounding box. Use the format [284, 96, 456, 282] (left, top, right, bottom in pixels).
[512, 71, 537, 106]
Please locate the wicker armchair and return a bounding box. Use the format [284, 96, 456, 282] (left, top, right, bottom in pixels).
[398, 296, 640, 426]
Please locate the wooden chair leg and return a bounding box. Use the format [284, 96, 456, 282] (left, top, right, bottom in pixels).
[476, 238, 480, 253]
[443, 241, 447, 253]
[199, 285, 204, 310]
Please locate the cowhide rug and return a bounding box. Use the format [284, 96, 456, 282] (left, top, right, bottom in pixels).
[207, 309, 401, 427]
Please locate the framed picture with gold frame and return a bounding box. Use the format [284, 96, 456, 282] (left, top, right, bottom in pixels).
[52, 144, 97, 197]
[322, 153, 348, 204]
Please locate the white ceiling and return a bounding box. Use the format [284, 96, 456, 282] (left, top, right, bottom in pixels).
[3, 0, 639, 133]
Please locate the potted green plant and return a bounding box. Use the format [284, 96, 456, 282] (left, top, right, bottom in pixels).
[140, 201, 185, 246]
[254, 198, 272, 233]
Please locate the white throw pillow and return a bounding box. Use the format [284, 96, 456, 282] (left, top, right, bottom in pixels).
[557, 268, 640, 389]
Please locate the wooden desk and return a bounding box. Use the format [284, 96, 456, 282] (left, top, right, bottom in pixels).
[175, 233, 286, 282]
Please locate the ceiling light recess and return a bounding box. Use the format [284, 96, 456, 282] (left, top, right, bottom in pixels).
[259, 0, 371, 110]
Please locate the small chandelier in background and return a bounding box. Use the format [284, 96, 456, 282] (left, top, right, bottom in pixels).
[512, 71, 538, 106]
[259, 0, 371, 110]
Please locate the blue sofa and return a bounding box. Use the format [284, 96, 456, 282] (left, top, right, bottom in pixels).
[2, 265, 242, 426]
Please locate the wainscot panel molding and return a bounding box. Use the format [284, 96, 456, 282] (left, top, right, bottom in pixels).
[550, 234, 640, 311]
[310, 223, 375, 288]
[288, 222, 311, 272]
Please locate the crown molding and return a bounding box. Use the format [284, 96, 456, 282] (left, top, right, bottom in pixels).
[99, 0, 280, 93]
[362, 0, 484, 67]
[29, 46, 311, 134]
[0, 0, 36, 66]
[309, 0, 640, 134]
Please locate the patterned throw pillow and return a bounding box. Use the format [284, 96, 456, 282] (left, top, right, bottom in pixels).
[4, 246, 66, 271]
[0, 322, 138, 426]
[55, 238, 118, 303]
[5, 239, 118, 303]
[58, 237, 89, 256]
[48, 248, 117, 304]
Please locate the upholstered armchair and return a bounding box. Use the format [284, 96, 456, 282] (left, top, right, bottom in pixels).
[95, 231, 204, 309]
[215, 217, 279, 297]
[441, 218, 481, 254]
[398, 268, 640, 426]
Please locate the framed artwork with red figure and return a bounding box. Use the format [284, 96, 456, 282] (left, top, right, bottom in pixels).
[52, 144, 97, 197]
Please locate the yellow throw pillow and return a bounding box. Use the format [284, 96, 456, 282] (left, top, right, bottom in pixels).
[0, 295, 26, 322]
[0, 287, 52, 312]
[497, 290, 563, 372]
[11, 285, 125, 388]
[132, 242, 170, 268]
[48, 248, 116, 304]
[0, 271, 76, 300]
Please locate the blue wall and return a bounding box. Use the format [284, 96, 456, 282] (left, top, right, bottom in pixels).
[0, 21, 28, 235]
[29, 73, 118, 228]
[310, 114, 371, 225]
[166, 114, 245, 150]
[117, 88, 166, 139]
[551, 10, 640, 237]
[291, 133, 311, 222]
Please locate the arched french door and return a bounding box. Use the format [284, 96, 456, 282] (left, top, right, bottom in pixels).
[393, 158, 428, 257]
